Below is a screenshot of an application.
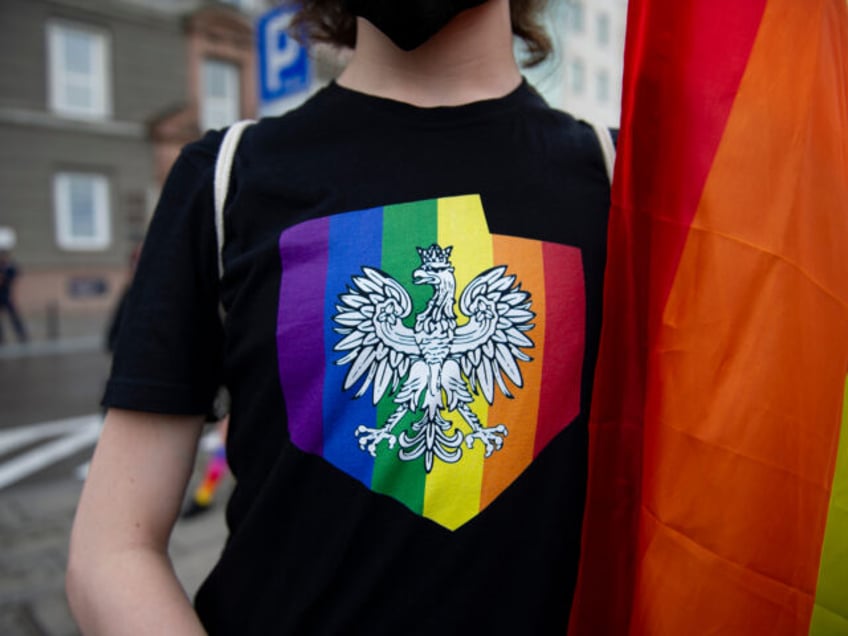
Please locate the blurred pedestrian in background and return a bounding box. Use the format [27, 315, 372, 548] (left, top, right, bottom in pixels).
[0, 249, 28, 345]
[182, 415, 230, 519]
[66, 1, 615, 633]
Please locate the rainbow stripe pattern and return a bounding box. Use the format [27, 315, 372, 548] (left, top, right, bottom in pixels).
[193, 445, 227, 507]
[276, 194, 585, 530]
[570, 1, 848, 634]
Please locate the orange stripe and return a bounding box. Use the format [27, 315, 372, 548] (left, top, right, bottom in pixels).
[480, 235, 545, 510]
[632, 0, 848, 633]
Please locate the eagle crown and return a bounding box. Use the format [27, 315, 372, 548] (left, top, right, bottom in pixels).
[413, 244, 457, 329]
[417, 244, 453, 272]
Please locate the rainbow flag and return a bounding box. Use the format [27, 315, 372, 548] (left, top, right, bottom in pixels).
[276, 194, 586, 530]
[570, 0, 848, 634]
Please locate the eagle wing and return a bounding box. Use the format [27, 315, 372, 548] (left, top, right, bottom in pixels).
[450, 266, 535, 404]
[333, 267, 420, 405]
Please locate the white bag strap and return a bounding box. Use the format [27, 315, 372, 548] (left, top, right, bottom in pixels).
[214, 119, 255, 281]
[590, 122, 616, 184]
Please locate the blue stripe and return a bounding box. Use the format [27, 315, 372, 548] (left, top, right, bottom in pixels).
[322, 208, 383, 487]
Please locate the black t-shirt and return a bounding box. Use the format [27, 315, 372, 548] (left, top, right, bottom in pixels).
[104, 79, 610, 635]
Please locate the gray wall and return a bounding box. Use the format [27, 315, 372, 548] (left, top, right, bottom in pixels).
[0, 124, 152, 267]
[0, 0, 188, 119]
[0, 0, 191, 269]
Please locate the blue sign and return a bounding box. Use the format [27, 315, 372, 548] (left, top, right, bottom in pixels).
[257, 6, 310, 103]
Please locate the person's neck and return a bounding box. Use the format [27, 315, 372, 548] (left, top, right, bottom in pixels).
[337, 0, 521, 108]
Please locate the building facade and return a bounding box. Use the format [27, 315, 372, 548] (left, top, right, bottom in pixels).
[0, 0, 627, 341]
[529, 0, 628, 128]
[0, 0, 266, 340]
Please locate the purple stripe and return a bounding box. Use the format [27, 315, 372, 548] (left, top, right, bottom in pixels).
[277, 217, 330, 455]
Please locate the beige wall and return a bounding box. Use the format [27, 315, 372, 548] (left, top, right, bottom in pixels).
[15, 267, 128, 314]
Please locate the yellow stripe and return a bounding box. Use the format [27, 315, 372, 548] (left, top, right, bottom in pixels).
[422, 195, 491, 530]
[810, 375, 848, 634]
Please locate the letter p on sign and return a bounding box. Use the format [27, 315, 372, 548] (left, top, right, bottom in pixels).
[257, 6, 310, 103]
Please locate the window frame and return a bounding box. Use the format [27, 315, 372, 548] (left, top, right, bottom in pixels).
[597, 12, 611, 47]
[220, 0, 263, 11]
[596, 69, 611, 103]
[53, 172, 112, 251]
[200, 58, 242, 132]
[47, 21, 112, 120]
[570, 58, 586, 95]
[568, 2, 585, 33]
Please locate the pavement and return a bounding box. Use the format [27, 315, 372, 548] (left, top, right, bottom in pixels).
[0, 476, 231, 636]
[0, 334, 231, 635]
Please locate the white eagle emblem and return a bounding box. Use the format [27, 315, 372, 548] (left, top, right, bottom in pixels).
[333, 244, 536, 472]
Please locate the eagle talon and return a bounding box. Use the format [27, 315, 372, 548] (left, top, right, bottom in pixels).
[355, 426, 397, 456]
[464, 424, 508, 457]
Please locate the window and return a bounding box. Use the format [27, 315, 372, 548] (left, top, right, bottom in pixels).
[47, 22, 110, 119]
[571, 58, 586, 94]
[596, 69, 611, 102]
[597, 12, 611, 47]
[201, 59, 241, 131]
[220, 0, 263, 11]
[567, 2, 585, 33]
[54, 173, 111, 250]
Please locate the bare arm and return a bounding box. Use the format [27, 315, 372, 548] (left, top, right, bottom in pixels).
[67, 408, 208, 635]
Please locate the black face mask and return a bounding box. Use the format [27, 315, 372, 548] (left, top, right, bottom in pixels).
[346, 0, 489, 51]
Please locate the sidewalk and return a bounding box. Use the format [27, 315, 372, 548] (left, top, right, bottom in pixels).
[0, 305, 111, 361]
[0, 460, 230, 635]
[0, 337, 102, 361]
[0, 306, 107, 362]
[0, 329, 231, 635]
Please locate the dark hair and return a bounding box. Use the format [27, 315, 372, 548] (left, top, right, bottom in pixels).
[289, 0, 553, 68]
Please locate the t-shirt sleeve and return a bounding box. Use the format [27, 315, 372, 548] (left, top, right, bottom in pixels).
[102, 130, 225, 415]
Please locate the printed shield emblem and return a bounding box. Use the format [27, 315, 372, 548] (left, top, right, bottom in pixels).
[277, 195, 585, 530]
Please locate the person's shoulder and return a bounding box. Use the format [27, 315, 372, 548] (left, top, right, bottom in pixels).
[533, 113, 609, 171]
[201, 86, 342, 167]
[517, 87, 591, 135]
[183, 83, 336, 156]
[523, 90, 619, 154]
[517, 88, 616, 179]
[177, 128, 226, 174]
[537, 105, 606, 144]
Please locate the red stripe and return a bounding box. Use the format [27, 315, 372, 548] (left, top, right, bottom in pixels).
[534, 242, 585, 456]
[619, 0, 769, 323]
[569, 0, 769, 633]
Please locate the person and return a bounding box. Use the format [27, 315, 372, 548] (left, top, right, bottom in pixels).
[181, 415, 231, 519]
[0, 250, 28, 345]
[66, 1, 613, 633]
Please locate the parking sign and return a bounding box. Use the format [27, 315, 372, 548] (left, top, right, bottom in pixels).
[257, 6, 310, 104]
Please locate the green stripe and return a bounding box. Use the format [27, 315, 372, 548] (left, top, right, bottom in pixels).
[810, 375, 848, 635]
[371, 199, 437, 514]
